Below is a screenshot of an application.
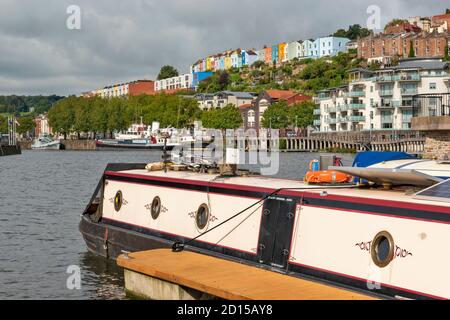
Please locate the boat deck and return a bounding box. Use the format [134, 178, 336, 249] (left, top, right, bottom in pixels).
[107, 169, 450, 208]
[117, 249, 377, 300]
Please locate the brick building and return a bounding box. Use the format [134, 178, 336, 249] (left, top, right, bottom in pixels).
[239, 89, 311, 131]
[357, 31, 449, 62]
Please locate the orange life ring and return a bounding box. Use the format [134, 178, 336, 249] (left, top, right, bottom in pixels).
[304, 170, 352, 184]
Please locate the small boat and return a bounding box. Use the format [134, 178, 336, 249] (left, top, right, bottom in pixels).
[80, 151, 450, 300]
[96, 121, 192, 151]
[31, 134, 61, 150]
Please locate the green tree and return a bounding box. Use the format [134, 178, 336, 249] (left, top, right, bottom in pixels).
[446, 9, 450, 14]
[157, 65, 179, 80]
[201, 104, 242, 129]
[48, 96, 76, 139]
[333, 24, 370, 40]
[261, 101, 290, 129]
[409, 40, 415, 58]
[289, 101, 315, 128]
[16, 116, 35, 135]
[444, 43, 450, 61]
[384, 19, 408, 31]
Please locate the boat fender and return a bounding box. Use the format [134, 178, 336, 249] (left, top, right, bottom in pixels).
[309, 159, 320, 172]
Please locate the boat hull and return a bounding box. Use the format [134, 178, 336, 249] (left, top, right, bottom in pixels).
[80, 164, 450, 300]
[96, 140, 177, 150]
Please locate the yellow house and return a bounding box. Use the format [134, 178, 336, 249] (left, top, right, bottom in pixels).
[224, 55, 232, 69]
[278, 43, 287, 63]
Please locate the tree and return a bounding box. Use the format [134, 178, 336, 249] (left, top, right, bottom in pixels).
[261, 101, 290, 129]
[444, 43, 450, 61]
[446, 9, 450, 14]
[16, 116, 35, 136]
[384, 19, 408, 31]
[252, 60, 266, 69]
[289, 101, 315, 128]
[201, 104, 242, 130]
[409, 40, 415, 58]
[157, 65, 179, 80]
[332, 24, 370, 40]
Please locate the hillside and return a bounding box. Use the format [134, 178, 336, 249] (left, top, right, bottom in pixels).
[0, 95, 65, 115]
[196, 51, 366, 97]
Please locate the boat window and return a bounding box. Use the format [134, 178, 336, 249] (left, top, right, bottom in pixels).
[195, 204, 210, 230]
[151, 196, 161, 220]
[371, 231, 394, 268]
[114, 191, 123, 212]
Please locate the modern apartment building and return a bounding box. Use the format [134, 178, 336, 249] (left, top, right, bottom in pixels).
[194, 91, 256, 111]
[314, 58, 450, 132]
[154, 74, 193, 92]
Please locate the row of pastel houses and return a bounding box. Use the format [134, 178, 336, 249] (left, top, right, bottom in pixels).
[190, 36, 351, 73]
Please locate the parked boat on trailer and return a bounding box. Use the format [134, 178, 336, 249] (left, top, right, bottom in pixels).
[80, 152, 450, 300]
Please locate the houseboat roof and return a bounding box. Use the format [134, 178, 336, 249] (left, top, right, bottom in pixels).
[105, 169, 450, 209]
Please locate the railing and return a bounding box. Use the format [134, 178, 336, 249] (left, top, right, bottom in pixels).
[326, 107, 337, 113]
[313, 109, 321, 115]
[376, 75, 400, 82]
[347, 103, 365, 110]
[346, 91, 365, 97]
[349, 116, 366, 122]
[412, 93, 450, 117]
[327, 118, 337, 124]
[379, 90, 394, 96]
[313, 119, 321, 126]
[401, 88, 418, 95]
[398, 74, 420, 81]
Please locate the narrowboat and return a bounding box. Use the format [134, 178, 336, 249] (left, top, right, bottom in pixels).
[80, 154, 450, 300]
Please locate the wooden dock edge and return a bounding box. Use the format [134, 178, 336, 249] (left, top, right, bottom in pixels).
[117, 249, 378, 300]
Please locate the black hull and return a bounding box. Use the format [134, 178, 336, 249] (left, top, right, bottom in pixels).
[96, 143, 176, 151]
[0, 145, 21, 156]
[79, 215, 172, 259]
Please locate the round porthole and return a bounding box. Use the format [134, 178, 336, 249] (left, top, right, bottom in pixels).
[151, 196, 161, 220]
[114, 191, 123, 212]
[371, 231, 395, 268]
[195, 204, 210, 231]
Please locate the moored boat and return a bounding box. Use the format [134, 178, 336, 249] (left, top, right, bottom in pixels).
[31, 134, 61, 150]
[80, 155, 450, 300]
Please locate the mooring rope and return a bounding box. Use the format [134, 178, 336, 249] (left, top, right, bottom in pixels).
[171, 185, 352, 252]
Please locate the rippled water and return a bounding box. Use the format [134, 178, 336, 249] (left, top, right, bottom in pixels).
[0, 150, 354, 299]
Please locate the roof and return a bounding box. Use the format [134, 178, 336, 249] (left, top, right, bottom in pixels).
[220, 91, 256, 99]
[389, 58, 450, 71]
[239, 103, 253, 109]
[432, 13, 450, 21]
[265, 89, 299, 100]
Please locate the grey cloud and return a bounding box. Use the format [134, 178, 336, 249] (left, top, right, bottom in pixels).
[0, 0, 447, 95]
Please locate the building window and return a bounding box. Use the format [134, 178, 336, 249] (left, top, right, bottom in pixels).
[429, 83, 436, 90]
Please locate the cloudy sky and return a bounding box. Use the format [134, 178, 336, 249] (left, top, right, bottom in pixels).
[0, 0, 448, 96]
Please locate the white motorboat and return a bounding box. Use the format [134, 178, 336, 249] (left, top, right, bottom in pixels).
[31, 135, 61, 150]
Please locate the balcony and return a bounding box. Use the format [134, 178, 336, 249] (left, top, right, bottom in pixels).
[346, 91, 365, 97]
[349, 116, 366, 122]
[347, 103, 365, 110]
[338, 116, 349, 123]
[376, 75, 401, 82]
[318, 94, 331, 100]
[398, 74, 420, 82]
[313, 109, 321, 115]
[401, 88, 418, 96]
[326, 107, 337, 113]
[327, 118, 337, 124]
[379, 90, 394, 96]
[313, 119, 321, 126]
[337, 105, 348, 112]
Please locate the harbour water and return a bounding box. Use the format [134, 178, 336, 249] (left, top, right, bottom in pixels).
[0, 150, 354, 299]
